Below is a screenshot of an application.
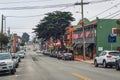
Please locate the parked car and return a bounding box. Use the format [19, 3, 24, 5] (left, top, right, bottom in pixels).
[43, 50, 51, 55]
[11, 53, 21, 68]
[49, 51, 54, 57]
[62, 53, 74, 60]
[57, 51, 64, 59]
[52, 51, 58, 58]
[94, 50, 120, 68]
[20, 50, 26, 54]
[0, 53, 16, 74]
[36, 49, 43, 53]
[17, 51, 25, 58]
[115, 56, 120, 70]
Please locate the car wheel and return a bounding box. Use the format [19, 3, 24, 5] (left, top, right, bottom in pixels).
[94, 60, 98, 67]
[16, 63, 19, 68]
[109, 65, 113, 68]
[19, 59, 21, 62]
[103, 60, 107, 68]
[116, 62, 120, 70]
[63, 57, 66, 60]
[11, 68, 16, 74]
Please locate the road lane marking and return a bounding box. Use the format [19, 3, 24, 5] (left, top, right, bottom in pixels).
[71, 72, 91, 80]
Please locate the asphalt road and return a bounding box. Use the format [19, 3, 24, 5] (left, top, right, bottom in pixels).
[0, 46, 120, 80]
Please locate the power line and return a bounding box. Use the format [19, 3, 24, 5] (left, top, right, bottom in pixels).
[11, 31, 33, 33]
[9, 28, 32, 29]
[6, 14, 44, 18]
[6, 7, 69, 18]
[103, 10, 120, 18]
[0, 0, 52, 4]
[89, 2, 120, 20]
[0, 3, 76, 10]
[0, 0, 113, 10]
[109, 12, 120, 18]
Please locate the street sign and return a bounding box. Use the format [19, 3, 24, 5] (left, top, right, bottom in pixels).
[108, 34, 116, 43]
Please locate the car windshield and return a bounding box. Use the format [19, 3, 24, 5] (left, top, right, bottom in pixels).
[65, 53, 72, 55]
[0, 53, 11, 60]
[109, 52, 120, 56]
[18, 52, 24, 54]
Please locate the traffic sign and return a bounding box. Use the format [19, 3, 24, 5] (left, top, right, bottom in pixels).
[108, 34, 116, 43]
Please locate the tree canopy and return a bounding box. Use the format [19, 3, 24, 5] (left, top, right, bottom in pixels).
[22, 32, 30, 42]
[0, 33, 9, 45]
[33, 11, 75, 40]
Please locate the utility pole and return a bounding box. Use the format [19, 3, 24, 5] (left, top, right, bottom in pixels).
[1, 14, 4, 52]
[81, 0, 86, 60]
[1, 14, 4, 33]
[75, 0, 112, 60]
[4, 16, 6, 34]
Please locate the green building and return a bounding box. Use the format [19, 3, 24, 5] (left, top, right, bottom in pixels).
[73, 18, 120, 59]
[96, 19, 120, 55]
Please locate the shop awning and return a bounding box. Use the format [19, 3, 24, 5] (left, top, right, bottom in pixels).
[76, 44, 83, 48]
[85, 43, 91, 48]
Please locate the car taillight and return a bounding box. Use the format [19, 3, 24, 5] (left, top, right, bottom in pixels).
[106, 55, 112, 58]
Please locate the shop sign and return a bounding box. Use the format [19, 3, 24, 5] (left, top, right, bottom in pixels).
[98, 47, 103, 51]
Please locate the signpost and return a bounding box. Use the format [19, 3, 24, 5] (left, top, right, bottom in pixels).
[108, 34, 116, 50]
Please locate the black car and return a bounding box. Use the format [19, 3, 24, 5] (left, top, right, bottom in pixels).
[115, 56, 120, 70]
[57, 51, 63, 59]
[62, 53, 74, 60]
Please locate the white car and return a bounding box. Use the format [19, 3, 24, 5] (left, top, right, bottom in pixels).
[94, 50, 120, 68]
[0, 53, 16, 74]
[36, 49, 43, 53]
[17, 50, 25, 58]
[11, 53, 20, 68]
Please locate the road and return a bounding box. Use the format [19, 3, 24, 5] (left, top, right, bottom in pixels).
[0, 46, 120, 80]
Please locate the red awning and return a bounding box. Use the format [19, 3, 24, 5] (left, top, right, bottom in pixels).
[79, 32, 83, 38]
[55, 42, 61, 46]
[73, 34, 78, 39]
[85, 31, 91, 38]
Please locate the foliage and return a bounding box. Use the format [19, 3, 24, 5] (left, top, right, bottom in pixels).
[20, 42, 25, 46]
[0, 33, 9, 45]
[22, 32, 30, 42]
[33, 11, 75, 40]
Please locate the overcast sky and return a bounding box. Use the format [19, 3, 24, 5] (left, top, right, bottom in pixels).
[0, 0, 120, 37]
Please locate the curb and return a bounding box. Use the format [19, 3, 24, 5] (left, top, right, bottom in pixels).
[75, 58, 94, 65]
[74, 58, 81, 62]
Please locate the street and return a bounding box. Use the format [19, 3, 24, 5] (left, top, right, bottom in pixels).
[0, 47, 120, 80]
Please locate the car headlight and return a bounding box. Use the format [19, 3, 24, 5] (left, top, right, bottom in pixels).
[6, 61, 13, 65]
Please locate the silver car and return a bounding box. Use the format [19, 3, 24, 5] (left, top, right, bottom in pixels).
[11, 53, 20, 68]
[17, 50, 25, 58]
[0, 53, 16, 74]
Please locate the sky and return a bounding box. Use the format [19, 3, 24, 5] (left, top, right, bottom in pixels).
[0, 0, 120, 38]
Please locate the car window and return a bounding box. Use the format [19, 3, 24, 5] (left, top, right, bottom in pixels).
[64, 53, 72, 55]
[109, 52, 120, 56]
[0, 54, 11, 60]
[102, 52, 106, 56]
[99, 52, 104, 56]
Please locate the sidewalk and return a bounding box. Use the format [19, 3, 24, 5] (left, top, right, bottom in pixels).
[75, 58, 94, 64]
